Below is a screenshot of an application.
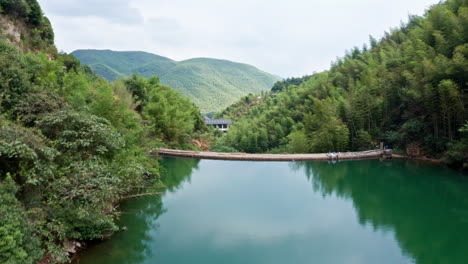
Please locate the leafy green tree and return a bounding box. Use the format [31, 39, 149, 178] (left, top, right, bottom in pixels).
[0, 0, 30, 18]
[355, 130, 374, 150]
[46, 160, 121, 240]
[0, 124, 57, 185]
[0, 1, 207, 261]
[37, 110, 125, 160]
[24, 0, 42, 26]
[287, 130, 309, 153]
[221, 0, 466, 161]
[12, 91, 66, 126]
[304, 98, 350, 152]
[124, 74, 150, 106]
[142, 80, 202, 144]
[443, 122, 468, 169]
[0, 175, 42, 264]
[0, 41, 31, 112]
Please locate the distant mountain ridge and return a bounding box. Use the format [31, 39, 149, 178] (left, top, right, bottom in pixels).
[72, 49, 280, 113]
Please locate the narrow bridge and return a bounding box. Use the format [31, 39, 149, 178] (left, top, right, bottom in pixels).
[157, 148, 392, 161]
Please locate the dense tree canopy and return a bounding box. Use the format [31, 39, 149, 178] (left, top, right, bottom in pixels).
[221, 0, 467, 168]
[271, 75, 311, 92]
[0, 6, 206, 261]
[214, 92, 270, 121]
[0, 0, 467, 262]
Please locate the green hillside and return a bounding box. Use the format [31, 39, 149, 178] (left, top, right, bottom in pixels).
[0, 1, 207, 263]
[219, 0, 467, 168]
[71, 50, 280, 113]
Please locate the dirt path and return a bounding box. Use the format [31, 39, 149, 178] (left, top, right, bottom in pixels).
[158, 148, 387, 161]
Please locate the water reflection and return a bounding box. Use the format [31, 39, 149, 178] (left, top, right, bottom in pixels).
[292, 159, 468, 264]
[73, 196, 165, 264]
[160, 157, 200, 192]
[74, 158, 468, 264]
[74, 157, 200, 264]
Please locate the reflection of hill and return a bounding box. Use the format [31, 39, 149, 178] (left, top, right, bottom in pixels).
[293, 160, 468, 264]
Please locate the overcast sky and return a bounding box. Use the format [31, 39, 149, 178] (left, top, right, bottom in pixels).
[38, 0, 439, 77]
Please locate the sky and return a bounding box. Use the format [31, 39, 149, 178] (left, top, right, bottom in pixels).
[38, 0, 440, 77]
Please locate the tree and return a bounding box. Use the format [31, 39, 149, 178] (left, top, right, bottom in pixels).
[221, 0, 466, 160]
[142, 82, 199, 143]
[0, 0, 30, 18]
[25, 0, 42, 26]
[443, 122, 468, 169]
[305, 98, 350, 152]
[355, 130, 373, 150]
[0, 175, 42, 264]
[287, 130, 309, 153]
[37, 110, 125, 160]
[124, 74, 152, 107]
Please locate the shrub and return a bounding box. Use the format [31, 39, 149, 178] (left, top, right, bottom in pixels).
[355, 130, 373, 150]
[443, 122, 468, 169]
[0, 175, 43, 264]
[13, 91, 66, 126]
[37, 110, 125, 160]
[287, 130, 309, 153]
[0, 124, 57, 185]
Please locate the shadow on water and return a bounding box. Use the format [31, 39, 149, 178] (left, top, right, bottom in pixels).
[291, 159, 468, 264]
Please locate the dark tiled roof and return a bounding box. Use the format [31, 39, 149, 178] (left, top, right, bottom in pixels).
[205, 119, 233, 125]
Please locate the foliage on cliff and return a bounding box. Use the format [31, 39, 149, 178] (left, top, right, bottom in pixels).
[0, 0, 55, 52]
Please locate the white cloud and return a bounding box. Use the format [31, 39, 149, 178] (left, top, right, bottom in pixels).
[41, 0, 142, 24]
[38, 0, 439, 77]
[145, 17, 188, 47]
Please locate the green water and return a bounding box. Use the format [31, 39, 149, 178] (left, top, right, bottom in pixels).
[73, 158, 468, 264]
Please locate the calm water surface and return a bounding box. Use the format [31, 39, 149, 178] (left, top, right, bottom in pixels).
[74, 158, 468, 264]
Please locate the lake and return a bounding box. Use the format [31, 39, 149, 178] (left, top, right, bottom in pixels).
[73, 157, 468, 264]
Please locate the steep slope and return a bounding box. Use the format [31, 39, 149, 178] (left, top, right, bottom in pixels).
[220, 0, 467, 167]
[0, 0, 55, 53]
[72, 50, 279, 113]
[0, 1, 207, 263]
[215, 76, 313, 120]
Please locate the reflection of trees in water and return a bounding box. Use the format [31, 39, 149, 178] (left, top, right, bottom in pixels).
[160, 157, 201, 192]
[73, 196, 165, 264]
[115, 196, 165, 264]
[74, 157, 200, 264]
[113, 158, 201, 263]
[292, 160, 468, 264]
[289, 160, 352, 197]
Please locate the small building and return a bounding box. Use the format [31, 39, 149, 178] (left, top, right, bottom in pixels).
[205, 118, 233, 132]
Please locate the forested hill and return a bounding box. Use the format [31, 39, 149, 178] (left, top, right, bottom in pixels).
[216, 76, 313, 120]
[221, 0, 467, 168]
[72, 49, 280, 113]
[0, 1, 208, 263]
